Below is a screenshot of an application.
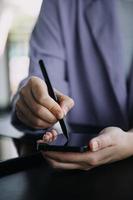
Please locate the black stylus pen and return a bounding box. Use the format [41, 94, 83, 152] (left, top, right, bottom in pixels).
[39, 59, 69, 141]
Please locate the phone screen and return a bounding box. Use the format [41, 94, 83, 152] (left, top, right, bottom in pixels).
[37, 132, 97, 152]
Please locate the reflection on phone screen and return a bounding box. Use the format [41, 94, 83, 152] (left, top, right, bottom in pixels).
[47, 132, 97, 147]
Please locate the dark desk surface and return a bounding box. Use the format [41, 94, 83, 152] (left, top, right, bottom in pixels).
[0, 153, 133, 200]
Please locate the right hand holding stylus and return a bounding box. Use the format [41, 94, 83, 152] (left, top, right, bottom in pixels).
[16, 76, 74, 129]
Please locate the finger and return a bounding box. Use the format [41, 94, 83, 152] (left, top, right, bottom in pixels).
[16, 99, 52, 129]
[43, 151, 90, 164]
[29, 76, 49, 101]
[51, 129, 58, 141]
[44, 157, 91, 170]
[89, 133, 114, 152]
[42, 96, 64, 119]
[43, 148, 115, 167]
[29, 77, 64, 119]
[43, 147, 115, 168]
[43, 132, 54, 143]
[37, 140, 44, 144]
[87, 146, 116, 167]
[43, 130, 58, 143]
[55, 90, 75, 115]
[16, 110, 37, 128]
[20, 87, 57, 124]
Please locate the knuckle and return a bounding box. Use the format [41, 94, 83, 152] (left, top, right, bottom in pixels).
[29, 76, 37, 85]
[49, 104, 59, 114]
[20, 87, 26, 97]
[97, 139, 102, 149]
[29, 77, 34, 85]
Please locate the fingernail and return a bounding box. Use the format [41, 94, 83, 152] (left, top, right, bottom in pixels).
[43, 133, 49, 140]
[92, 141, 99, 152]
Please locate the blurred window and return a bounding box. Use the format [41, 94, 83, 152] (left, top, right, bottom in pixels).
[8, 16, 34, 98]
[0, 0, 43, 109]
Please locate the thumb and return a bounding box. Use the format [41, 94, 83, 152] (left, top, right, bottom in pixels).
[89, 133, 113, 152]
[30, 76, 49, 102]
[55, 90, 75, 115]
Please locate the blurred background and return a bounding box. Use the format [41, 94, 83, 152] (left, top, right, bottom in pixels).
[0, 0, 43, 161]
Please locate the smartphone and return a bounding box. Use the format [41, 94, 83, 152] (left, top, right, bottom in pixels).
[37, 132, 97, 153]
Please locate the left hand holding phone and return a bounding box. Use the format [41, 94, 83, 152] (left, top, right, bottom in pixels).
[39, 127, 133, 171]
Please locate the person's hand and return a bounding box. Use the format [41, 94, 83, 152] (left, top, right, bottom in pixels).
[16, 76, 74, 129]
[40, 127, 133, 170]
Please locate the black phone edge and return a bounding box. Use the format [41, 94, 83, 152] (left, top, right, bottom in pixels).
[37, 143, 89, 153]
